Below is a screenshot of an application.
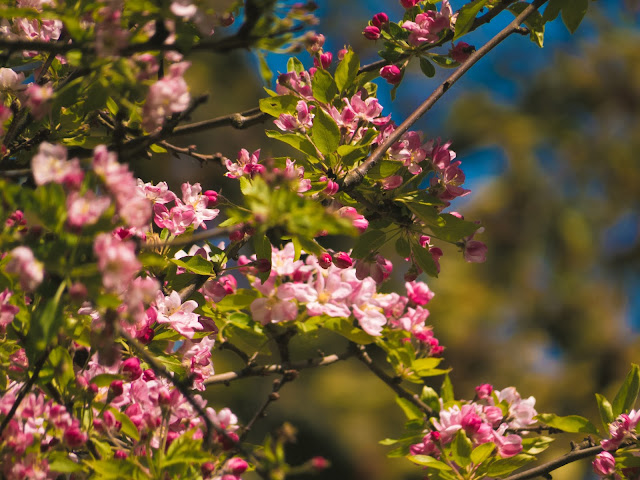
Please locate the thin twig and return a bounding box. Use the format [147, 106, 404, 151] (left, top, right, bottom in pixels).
[159, 140, 226, 165]
[171, 107, 267, 136]
[0, 348, 51, 436]
[503, 443, 604, 480]
[353, 344, 433, 416]
[205, 350, 353, 386]
[341, 0, 549, 190]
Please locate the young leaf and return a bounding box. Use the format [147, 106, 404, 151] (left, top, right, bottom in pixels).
[470, 442, 495, 465]
[351, 229, 387, 259]
[486, 454, 536, 476]
[396, 396, 423, 421]
[410, 237, 439, 277]
[451, 430, 473, 467]
[596, 393, 615, 431]
[335, 49, 360, 93]
[612, 363, 640, 417]
[454, 0, 490, 40]
[259, 95, 299, 117]
[311, 69, 337, 103]
[535, 413, 598, 434]
[310, 108, 340, 155]
[440, 374, 454, 403]
[408, 455, 453, 471]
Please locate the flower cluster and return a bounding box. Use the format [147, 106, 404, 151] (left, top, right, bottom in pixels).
[411, 384, 537, 460]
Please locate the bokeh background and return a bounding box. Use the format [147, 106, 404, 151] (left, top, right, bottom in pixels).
[133, 1, 640, 478]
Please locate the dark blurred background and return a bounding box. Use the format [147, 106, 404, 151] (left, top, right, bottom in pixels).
[133, 1, 640, 478]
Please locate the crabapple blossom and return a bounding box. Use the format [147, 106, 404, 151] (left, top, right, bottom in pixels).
[401, 1, 453, 46]
[181, 182, 220, 229]
[225, 148, 264, 178]
[143, 61, 191, 131]
[593, 451, 617, 477]
[274, 100, 314, 132]
[31, 142, 83, 187]
[66, 191, 111, 228]
[380, 64, 402, 85]
[94, 233, 141, 291]
[24, 83, 53, 119]
[0, 289, 19, 333]
[450, 41, 475, 63]
[154, 290, 202, 338]
[5, 246, 43, 292]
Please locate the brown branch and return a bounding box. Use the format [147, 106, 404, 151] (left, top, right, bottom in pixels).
[159, 140, 226, 166]
[341, 0, 548, 190]
[353, 344, 433, 416]
[205, 350, 353, 386]
[171, 107, 268, 136]
[503, 443, 604, 480]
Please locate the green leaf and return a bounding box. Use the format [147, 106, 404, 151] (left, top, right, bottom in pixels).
[440, 374, 454, 404]
[215, 291, 258, 311]
[259, 95, 299, 117]
[451, 430, 473, 468]
[560, 0, 588, 34]
[311, 68, 337, 104]
[310, 108, 340, 155]
[470, 442, 495, 465]
[351, 229, 387, 259]
[109, 407, 141, 442]
[596, 393, 614, 431]
[49, 346, 74, 391]
[521, 436, 554, 455]
[408, 455, 453, 471]
[169, 255, 214, 276]
[287, 57, 305, 73]
[486, 454, 536, 476]
[324, 317, 374, 344]
[257, 51, 273, 85]
[454, 0, 490, 40]
[406, 202, 439, 224]
[265, 130, 318, 157]
[90, 373, 124, 387]
[419, 57, 436, 78]
[542, 0, 564, 22]
[337, 144, 370, 167]
[412, 357, 443, 375]
[420, 386, 441, 413]
[27, 281, 65, 356]
[368, 159, 402, 179]
[48, 451, 84, 474]
[612, 363, 640, 417]
[335, 48, 360, 93]
[428, 213, 480, 243]
[253, 234, 272, 283]
[396, 396, 423, 421]
[535, 413, 598, 434]
[410, 237, 439, 277]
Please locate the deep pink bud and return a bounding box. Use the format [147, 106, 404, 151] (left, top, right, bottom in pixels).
[255, 258, 271, 273]
[314, 52, 333, 69]
[201, 462, 216, 477]
[227, 457, 249, 475]
[333, 252, 353, 269]
[136, 326, 155, 345]
[63, 425, 87, 448]
[89, 383, 99, 394]
[363, 25, 381, 40]
[475, 383, 493, 399]
[311, 456, 329, 471]
[204, 190, 218, 206]
[593, 452, 616, 477]
[109, 380, 123, 397]
[371, 12, 389, 29]
[449, 42, 475, 63]
[380, 65, 403, 85]
[337, 48, 348, 60]
[400, 0, 420, 8]
[121, 357, 142, 381]
[143, 369, 156, 381]
[114, 450, 128, 459]
[229, 229, 244, 242]
[221, 431, 239, 450]
[318, 253, 332, 269]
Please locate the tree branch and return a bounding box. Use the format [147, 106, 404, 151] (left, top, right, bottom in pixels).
[205, 350, 353, 386]
[353, 344, 433, 416]
[341, 0, 549, 190]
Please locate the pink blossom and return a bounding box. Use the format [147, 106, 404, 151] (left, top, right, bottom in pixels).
[66, 191, 111, 228]
[225, 148, 263, 179]
[343, 92, 390, 126]
[601, 410, 640, 451]
[405, 281, 434, 305]
[24, 83, 53, 119]
[274, 100, 314, 132]
[0, 289, 19, 333]
[464, 240, 487, 263]
[143, 61, 191, 131]
[155, 290, 202, 338]
[401, 1, 453, 45]
[389, 131, 426, 174]
[179, 336, 215, 390]
[410, 431, 441, 457]
[203, 275, 237, 302]
[6, 246, 43, 292]
[333, 251, 353, 269]
[492, 428, 523, 458]
[94, 233, 141, 291]
[63, 422, 88, 448]
[153, 202, 196, 235]
[400, 0, 420, 8]
[137, 180, 177, 204]
[31, 142, 83, 187]
[353, 303, 387, 336]
[475, 384, 493, 399]
[276, 70, 313, 99]
[121, 357, 142, 381]
[371, 12, 389, 29]
[314, 51, 332, 69]
[0, 68, 25, 90]
[380, 174, 403, 190]
[181, 182, 219, 229]
[338, 206, 368, 233]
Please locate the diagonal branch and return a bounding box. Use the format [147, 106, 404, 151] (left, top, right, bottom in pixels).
[341, 0, 548, 190]
[353, 344, 433, 416]
[503, 443, 605, 480]
[205, 350, 353, 386]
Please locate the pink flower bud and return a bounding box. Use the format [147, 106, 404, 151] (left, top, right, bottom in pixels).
[475, 383, 493, 399]
[363, 25, 381, 40]
[114, 450, 128, 459]
[201, 462, 216, 477]
[337, 48, 348, 60]
[229, 229, 245, 242]
[371, 12, 389, 29]
[227, 457, 248, 475]
[333, 252, 353, 269]
[109, 380, 123, 397]
[204, 189, 218, 206]
[63, 425, 87, 448]
[318, 253, 332, 269]
[221, 431, 239, 450]
[255, 258, 271, 273]
[593, 452, 616, 477]
[314, 52, 333, 69]
[121, 357, 142, 381]
[143, 369, 156, 381]
[449, 42, 475, 63]
[311, 456, 329, 471]
[380, 65, 403, 85]
[136, 326, 155, 345]
[400, 0, 420, 7]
